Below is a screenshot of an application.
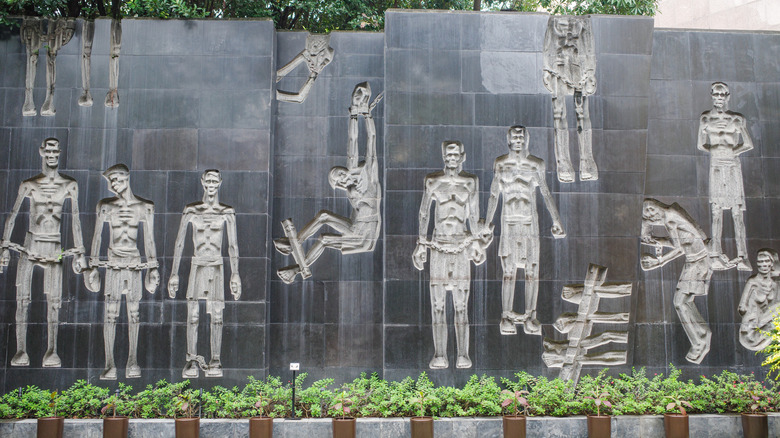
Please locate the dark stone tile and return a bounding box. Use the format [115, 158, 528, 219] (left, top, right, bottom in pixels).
[201, 20, 274, 56]
[386, 92, 474, 126]
[386, 49, 461, 94]
[753, 33, 780, 82]
[384, 280, 427, 325]
[689, 32, 755, 82]
[649, 80, 695, 120]
[267, 323, 325, 369]
[602, 96, 648, 130]
[756, 82, 780, 122]
[473, 94, 551, 128]
[598, 130, 647, 173]
[592, 16, 654, 55]
[121, 89, 200, 129]
[8, 127, 71, 170]
[131, 129, 198, 171]
[651, 31, 691, 80]
[236, 214, 267, 258]
[334, 53, 384, 79]
[477, 13, 547, 52]
[644, 154, 699, 197]
[124, 55, 203, 90]
[597, 54, 651, 97]
[474, 323, 544, 370]
[385, 124, 481, 169]
[268, 280, 325, 324]
[324, 324, 382, 368]
[647, 119, 697, 155]
[385, 11, 462, 50]
[330, 31, 385, 55]
[198, 89, 272, 130]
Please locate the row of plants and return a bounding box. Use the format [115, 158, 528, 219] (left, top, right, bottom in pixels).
[0, 367, 776, 420]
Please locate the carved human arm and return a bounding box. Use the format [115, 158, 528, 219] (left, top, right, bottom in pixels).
[738, 278, 756, 316]
[142, 204, 159, 293]
[467, 176, 480, 236]
[484, 162, 500, 228]
[696, 114, 710, 152]
[85, 203, 105, 292]
[735, 115, 755, 155]
[66, 181, 87, 273]
[275, 51, 304, 82]
[364, 103, 379, 182]
[226, 209, 241, 300]
[168, 210, 191, 298]
[413, 178, 434, 270]
[537, 163, 566, 238]
[347, 110, 359, 170]
[0, 183, 31, 270]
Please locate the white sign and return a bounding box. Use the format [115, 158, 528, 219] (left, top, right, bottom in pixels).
[290, 362, 300, 371]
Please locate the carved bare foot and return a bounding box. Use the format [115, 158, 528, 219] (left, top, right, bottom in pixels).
[556, 160, 575, 183]
[523, 315, 542, 335]
[580, 158, 598, 181]
[22, 98, 37, 116]
[456, 355, 472, 369]
[126, 364, 141, 379]
[273, 238, 292, 255]
[11, 351, 30, 366]
[105, 89, 119, 108]
[429, 356, 448, 369]
[277, 265, 300, 284]
[500, 318, 517, 335]
[685, 331, 712, 364]
[42, 349, 61, 367]
[205, 359, 223, 377]
[78, 91, 93, 107]
[182, 360, 200, 379]
[40, 98, 55, 116]
[100, 366, 117, 380]
[735, 256, 752, 272]
[503, 311, 527, 323]
[709, 254, 734, 271]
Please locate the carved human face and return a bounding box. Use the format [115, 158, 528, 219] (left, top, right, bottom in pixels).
[508, 128, 526, 153]
[40, 141, 60, 168]
[757, 252, 773, 275]
[306, 35, 328, 54]
[443, 143, 464, 170]
[642, 202, 662, 223]
[711, 87, 730, 110]
[108, 173, 129, 195]
[202, 172, 222, 197]
[329, 166, 351, 190]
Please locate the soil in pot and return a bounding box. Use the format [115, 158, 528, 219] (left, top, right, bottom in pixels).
[502, 415, 526, 438]
[741, 413, 768, 438]
[103, 416, 129, 438]
[586, 415, 611, 438]
[175, 417, 200, 438]
[410, 416, 433, 438]
[663, 413, 689, 438]
[37, 417, 64, 438]
[332, 417, 356, 438]
[249, 416, 274, 438]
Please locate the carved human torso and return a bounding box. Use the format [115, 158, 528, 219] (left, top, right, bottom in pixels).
[494, 154, 541, 221]
[100, 197, 151, 260]
[427, 172, 476, 243]
[186, 203, 232, 261]
[700, 110, 743, 160]
[22, 174, 76, 242]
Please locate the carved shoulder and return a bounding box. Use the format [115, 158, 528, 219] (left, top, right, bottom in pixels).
[424, 171, 444, 190]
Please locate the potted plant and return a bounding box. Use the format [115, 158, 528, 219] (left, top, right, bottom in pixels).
[583, 386, 611, 438]
[663, 397, 692, 438]
[173, 389, 200, 438]
[741, 392, 769, 438]
[331, 390, 355, 438]
[101, 391, 129, 438]
[409, 390, 434, 438]
[500, 389, 529, 438]
[249, 390, 273, 438]
[37, 390, 64, 438]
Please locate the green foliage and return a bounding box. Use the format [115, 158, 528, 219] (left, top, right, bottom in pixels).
[761, 310, 780, 380]
[486, 0, 658, 15]
[58, 380, 109, 418]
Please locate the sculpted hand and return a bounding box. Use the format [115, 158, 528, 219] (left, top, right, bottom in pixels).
[551, 222, 566, 239]
[368, 92, 384, 115]
[543, 71, 553, 92]
[145, 268, 160, 293]
[230, 274, 242, 300]
[168, 274, 179, 299]
[412, 243, 427, 271]
[0, 249, 9, 272]
[85, 268, 101, 292]
[640, 254, 661, 271]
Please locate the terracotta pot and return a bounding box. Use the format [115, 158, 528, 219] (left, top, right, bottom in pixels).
[410, 416, 433, 438]
[502, 415, 526, 438]
[741, 413, 768, 438]
[37, 417, 64, 438]
[663, 413, 689, 438]
[175, 417, 200, 438]
[586, 415, 610, 438]
[103, 416, 129, 438]
[332, 417, 356, 438]
[249, 416, 273, 438]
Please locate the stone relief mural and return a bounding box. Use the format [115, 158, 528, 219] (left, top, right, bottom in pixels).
[78, 20, 95, 107]
[543, 16, 597, 183]
[169, 170, 241, 378]
[106, 19, 121, 108]
[543, 264, 632, 384]
[274, 82, 382, 283]
[21, 18, 76, 116]
[86, 164, 159, 380]
[698, 82, 753, 272]
[276, 33, 334, 104]
[739, 249, 780, 351]
[484, 125, 565, 336]
[413, 141, 492, 369]
[0, 138, 87, 368]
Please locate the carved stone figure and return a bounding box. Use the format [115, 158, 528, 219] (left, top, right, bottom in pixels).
[484, 126, 566, 336]
[20, 17, 43, 116]
[543, 264, 631, 385]
[78, 20, 95, 107]
[738, 249, 780, 351]
[105, 19, 121, 108]
[698, 82, 753, 272]
[0, 138, 87, 367]
[39, 18, 76, 116]
[543, 16, 597, 182]
[276, 33, 334, 103]
[86, 164, 159, 380]
[169, 170, 241, 378]
[274, 82, 382, 283]
[413, 141, 492, 369]
[640, 198, 722, 364]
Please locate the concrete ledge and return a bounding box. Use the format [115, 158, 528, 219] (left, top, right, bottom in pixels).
[1, 414, 779, 437]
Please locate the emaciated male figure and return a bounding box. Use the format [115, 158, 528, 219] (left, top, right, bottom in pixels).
[698, 82, 753, 271]
[1, 137, 87, 367]
[640, 199, 715, 364]
[274, 82, 382, 283]
[484, 126, 566, 336]
[86, 164, 159, 380]
[413, 141, 491, 369]
[169, 169, 241, 378]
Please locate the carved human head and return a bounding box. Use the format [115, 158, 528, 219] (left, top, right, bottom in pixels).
[305, 34, 330, 54]
[507, 125, 528, 152]
[103, 164, 130, 195]
[201, 169, 222, 197]
[756, 248, 779, 276]
[40, 137, 61, 168]
[328, 165, 350, 190]
[441, 141, 465, 171]
[351, 82, 372, 114]
[711, 82, 730, 110]
[642, 198, 667, 223]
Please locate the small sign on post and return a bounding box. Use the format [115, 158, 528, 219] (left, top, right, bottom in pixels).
[290, 363, 300, 420]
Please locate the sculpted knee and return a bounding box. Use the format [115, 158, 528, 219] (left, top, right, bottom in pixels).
[188, 313, 199, 325]
[129, 310, 140, 324]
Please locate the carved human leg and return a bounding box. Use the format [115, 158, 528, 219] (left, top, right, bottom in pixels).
[575, 92, 597, 181]
[11, 257, 33, 366]
[523, 257, 541, 335]
[673, 291, 711, 364]
[42, 264, 63, 367]
[126, 299, 141, 378]
[499, 264, 521, 335]
[40, 45, 57, 116]
[78, 20, 95, 107]
[105, 19, 121, 108]
[21, 19, 42, 116]
[552, 90, 574, 182]
[733, 209, 751, 271]
[101, 298, 120, 380]
[41, 19, 75, 116]
[710, 205, 723, 256]
[207, 304, 224, 377]
[453, 286, 472, 369]
[184, 299, 201, 378]
[429, 285, 448, 369]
